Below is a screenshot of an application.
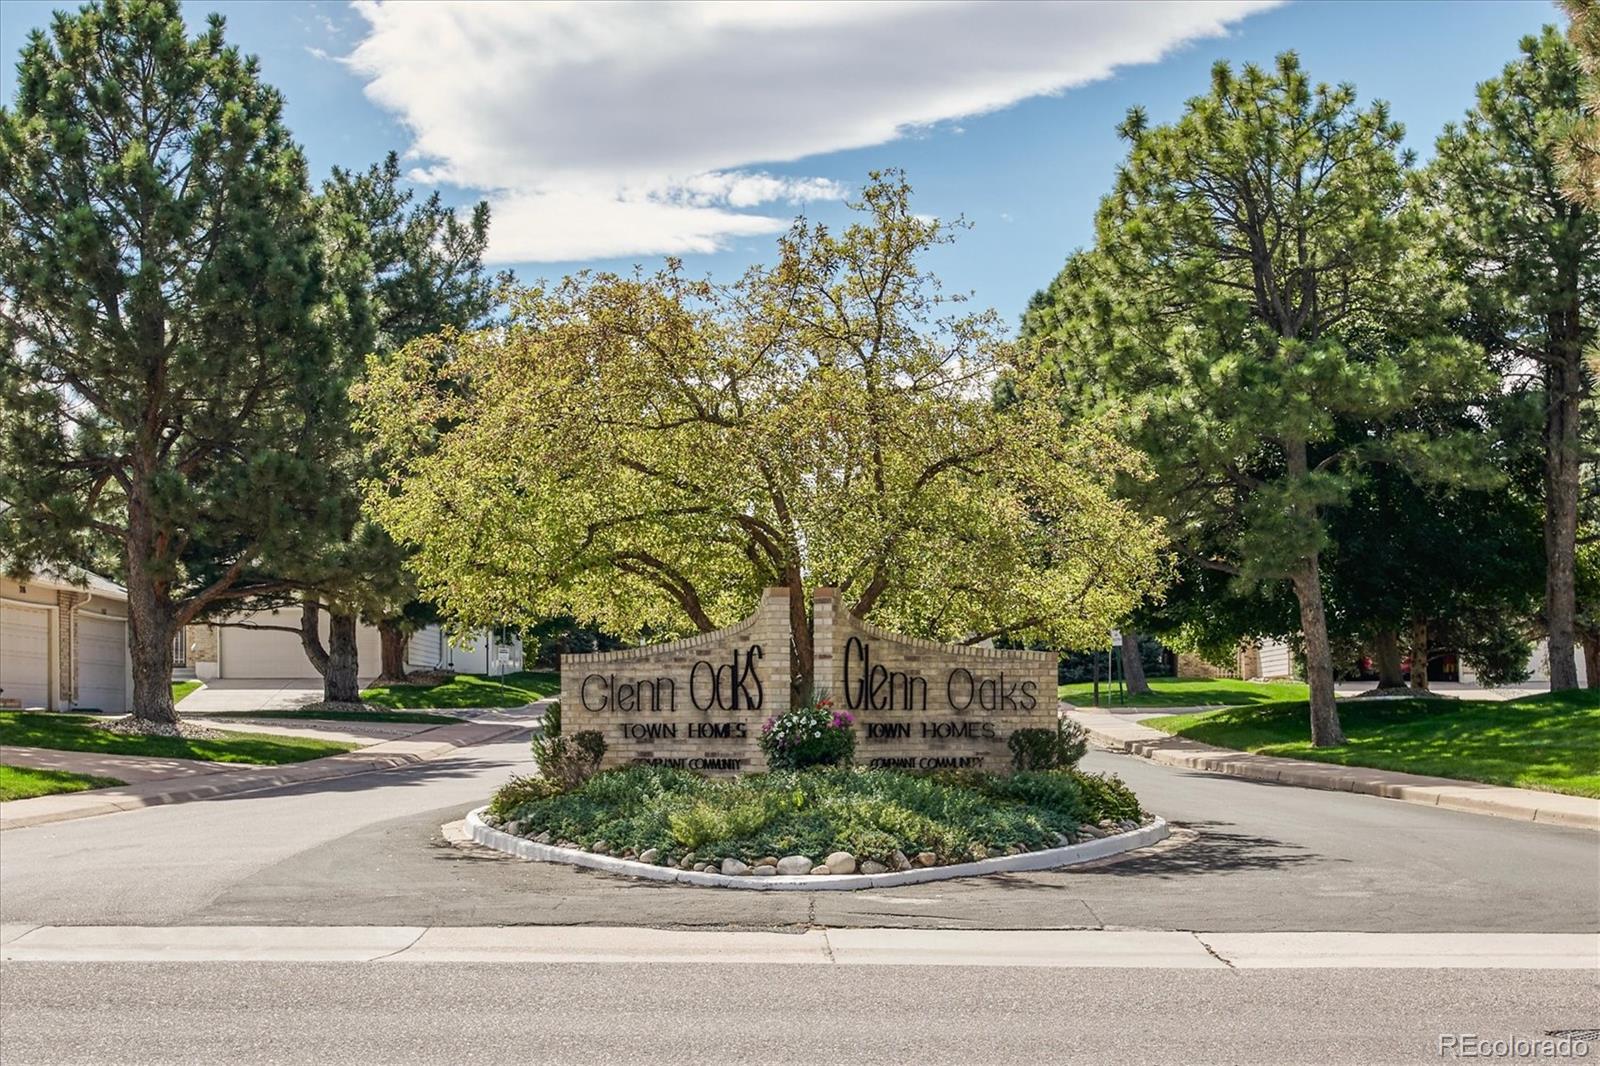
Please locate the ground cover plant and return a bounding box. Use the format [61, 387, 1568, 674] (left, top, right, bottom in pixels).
[0, 713, 357, 766]
[359, 670, 559, 709]
[0, 764, 125, 801]
[489, 764, 1143, 868]
[1057, 677, 1311, 708]
[1147, 691, 1599, 797]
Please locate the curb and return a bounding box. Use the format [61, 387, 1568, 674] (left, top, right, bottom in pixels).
[1071, 713, 1600, 831]
[463, 806, 1170, 890]
[0, 722, 534, 831]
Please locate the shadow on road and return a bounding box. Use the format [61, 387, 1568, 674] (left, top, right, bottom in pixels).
[1082, 820, 1331, 879]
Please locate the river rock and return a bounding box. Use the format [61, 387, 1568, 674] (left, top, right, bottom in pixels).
[590, 840, 611, 855]
[752, 864, 776, 876]
[693, 862, 709, 873]
[889, 850, 911, 872]
[638, 848, 660, 865]
[777, 856, 813, 876]
[824, 852, 856, 875]
[721, 858, 751, 876]
[1078, 823, 1103, 839]
[810, 865, 832, 875]
[534, 830, 553, 844]
[758, 856, 779, 867]
[915, 851, 937, 867]
[679, 852, 696, 869]
[504, 821, 523, 836]
[860, 859, 888, 875]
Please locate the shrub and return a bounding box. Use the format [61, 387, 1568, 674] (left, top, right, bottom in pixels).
[488, 773, 561, 819]
[1070, 770, 1143, 822]
[1008, 718, 1089, 771]
[759, 693, 855, 770]
[530, 701, 607, 790]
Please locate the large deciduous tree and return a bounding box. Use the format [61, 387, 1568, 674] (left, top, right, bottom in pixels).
[1027, 55, 1485, 746]
[358, 173, 1166, 696]
[0, 0, 345, 726]
[1428, 27, 1599, 691]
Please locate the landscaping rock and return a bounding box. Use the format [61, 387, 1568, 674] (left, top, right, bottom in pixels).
[1077, 823, 1103, 839]
[721, 858, 751, 876]
[504, 821, 523, 837]
[915, 851, 937, 867]
[534, 830, 552, 844]
[557, 840, 574, 849]
[679, 852, 696, 869]
[824, 852, 856, 875]
[969, 844, 989, 860]
[693, 863, 710, 873]
[590, 840, 611, 855]
[889, 850, 911, 872]
[777, 856, 813, 876]
[752, 864, 776, 876]
[810, 865, 832, 876]
[860, 859, 888, 875]
[758, 856, 779, 867]
[1053, 832, 1072, 847]
[638, 848, 660, 865]
[620, 848, 636, 859]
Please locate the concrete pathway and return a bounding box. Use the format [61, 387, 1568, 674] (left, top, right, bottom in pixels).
[187, 716, 437, 745]
[176, 678, 344, 714]
[0, 745, 245, 783]
[0, 721, 529, 830]
[3, 924, 1592, 968]
[1069, 709, 1600, 830]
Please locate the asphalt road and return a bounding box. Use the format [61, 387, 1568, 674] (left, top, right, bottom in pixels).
[2, 742, 1594, 932]
[4, 961, 1595, 1065]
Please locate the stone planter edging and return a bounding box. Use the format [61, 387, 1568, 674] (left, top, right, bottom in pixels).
[464, 806, 1169, 891]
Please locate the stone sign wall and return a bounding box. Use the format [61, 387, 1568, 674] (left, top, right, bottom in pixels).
[810, 588, 1058, 773]
[559, 587, 792, 776]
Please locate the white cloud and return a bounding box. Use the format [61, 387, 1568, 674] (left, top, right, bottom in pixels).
[347, 0, 1277, 262]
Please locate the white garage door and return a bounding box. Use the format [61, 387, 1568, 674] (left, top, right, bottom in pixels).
[76, 615, 128, 713]
[220, 609, 382, 678]
[0, 603, 52, 709]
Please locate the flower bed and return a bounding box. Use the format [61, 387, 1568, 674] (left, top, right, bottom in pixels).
[483, 764, 1147, 877]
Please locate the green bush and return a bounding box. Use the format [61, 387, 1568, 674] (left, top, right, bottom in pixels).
[529, 702, 606, 790]
[1008, 718, 1089, 771]
[488, 773, 561, 819]
[759, 694, 855, 770]
[491, 764, 1144, 865]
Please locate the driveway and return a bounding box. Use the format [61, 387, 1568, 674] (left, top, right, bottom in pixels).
[177, 678, 374, 715]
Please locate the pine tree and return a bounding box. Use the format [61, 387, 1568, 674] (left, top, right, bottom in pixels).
[0, 0, 344, 725]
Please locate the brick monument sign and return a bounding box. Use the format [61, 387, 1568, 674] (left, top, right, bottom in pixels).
[559, 586, 1058, 775]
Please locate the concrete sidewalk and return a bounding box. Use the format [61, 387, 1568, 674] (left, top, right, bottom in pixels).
[2, 924, 1592, 968]
[1068, 709, 1600, 830]
[0, 720, 530, 831]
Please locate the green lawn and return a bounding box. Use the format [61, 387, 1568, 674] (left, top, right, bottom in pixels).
[360, 670, 559, 709]
[172, 680, 201, 703]
[1145, 690, 1600, 797]
[1058, 677, 1310, 708]
[0, 764, 125, 801]
[209, 708, 462, 725]
[0, 712, 357, 766]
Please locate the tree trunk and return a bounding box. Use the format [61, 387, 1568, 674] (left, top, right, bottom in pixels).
[123, 497, 179, 725]
[1409, 617, 1430, 693]
[789, 570, 813, 706]
[1291, 562, 1345, 747]
[1120, 631, 1151, 695]
[299, 598, 330, 675]
[1581, 632, 1599, 691]
[1542, 317, 1582, 690]
[377, 618, 409, 681]
[1373, 628, 1405, 689]
[324, 610, 361, 702]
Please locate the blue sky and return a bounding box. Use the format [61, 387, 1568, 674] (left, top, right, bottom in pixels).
[0, 0, 1563, 327]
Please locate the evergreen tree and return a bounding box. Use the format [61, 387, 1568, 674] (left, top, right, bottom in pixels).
[1028, 56, 1486, 745]
[0, 0, 344, 725]
[1428, 28, 1599, 690]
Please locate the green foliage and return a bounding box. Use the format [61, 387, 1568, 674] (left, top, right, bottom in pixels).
[1007, 718, 1089, 771]
[1058, 677, 1310, 709]
[487, 774, 562, 820]
[530, 704, 606, 791]
[1148, 691, 1600, 797]
[1026, 52, 1491, 743]
[0, 0, 346, 722]
[0, 712, 354, 765]
[758, 695, 856, 770]
[357, 171, 1166, 678]
[496, 764, 1143, 864]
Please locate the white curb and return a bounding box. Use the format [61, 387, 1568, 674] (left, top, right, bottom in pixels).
[464, 806, 1170, 890]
